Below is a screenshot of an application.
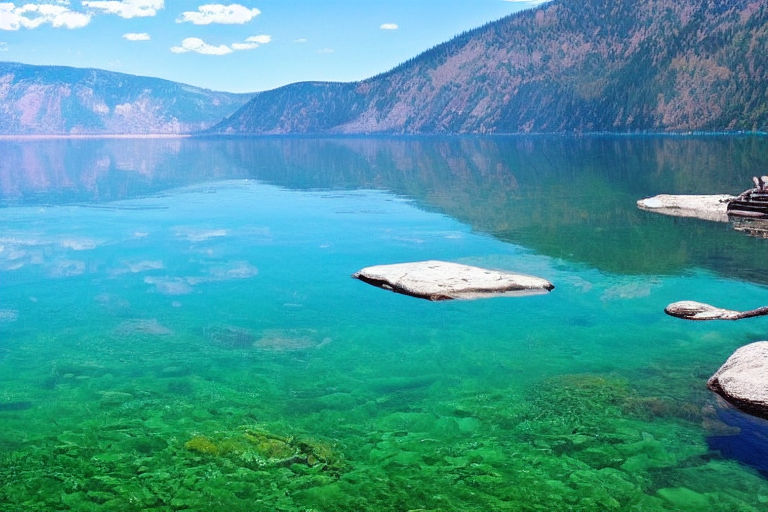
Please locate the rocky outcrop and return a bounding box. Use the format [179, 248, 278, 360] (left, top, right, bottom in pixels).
[352, 260, 553, 301]
[636, 194, 734, 222]
[708, 342, 768, 419]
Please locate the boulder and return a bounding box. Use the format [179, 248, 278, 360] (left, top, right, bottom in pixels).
[665, 300, 768, 321]
[707, 341, 768, 419]
[352, 260, 553, 301]
[636, 194, 734, 222]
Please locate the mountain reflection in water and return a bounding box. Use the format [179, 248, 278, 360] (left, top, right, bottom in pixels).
[2, 135, 767, 283]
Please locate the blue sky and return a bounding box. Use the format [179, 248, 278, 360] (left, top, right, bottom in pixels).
[0, 0, 549, 93]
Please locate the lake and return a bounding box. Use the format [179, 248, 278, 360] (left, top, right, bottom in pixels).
[1, 135, 768, 511]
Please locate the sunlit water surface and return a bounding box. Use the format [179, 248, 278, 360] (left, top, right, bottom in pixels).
[2, 136, 768, 511]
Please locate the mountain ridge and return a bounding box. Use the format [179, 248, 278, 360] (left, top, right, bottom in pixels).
[214, 0, 768, 135]
[0, 61, 254, 135]
[3, 0, 767, 136]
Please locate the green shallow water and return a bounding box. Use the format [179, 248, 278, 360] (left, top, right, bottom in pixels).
[2, 136, 768, 511]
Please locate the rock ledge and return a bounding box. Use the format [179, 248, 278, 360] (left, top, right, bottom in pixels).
[353, 260, 554, 301]
[636, 194, 734, 222]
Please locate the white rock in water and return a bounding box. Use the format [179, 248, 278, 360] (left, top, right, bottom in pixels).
[636, 194, 734, 222]
[665, 300, 741, 320]
[352, 260, 554, 301]
[708, 341, 768, 418]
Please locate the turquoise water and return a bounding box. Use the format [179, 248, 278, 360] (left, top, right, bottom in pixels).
[2, 136, 768, 511]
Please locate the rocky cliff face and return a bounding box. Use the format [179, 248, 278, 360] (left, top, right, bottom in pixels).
[0, 62, 253, 135]
[215, 0, 768, 134]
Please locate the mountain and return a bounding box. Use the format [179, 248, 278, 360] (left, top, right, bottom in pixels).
[0, 62, 253, 135]
[215, 0, 768, 135]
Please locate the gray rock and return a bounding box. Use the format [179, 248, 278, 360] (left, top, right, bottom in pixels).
[707, 341, 768, 418]
[352, 260, 553, 301]
[665, 300, 768, 321]
[636, 194, 734, 222]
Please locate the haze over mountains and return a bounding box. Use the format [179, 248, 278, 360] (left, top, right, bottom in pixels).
[2, 0, 767, 135]
[0, 62, 253, 135]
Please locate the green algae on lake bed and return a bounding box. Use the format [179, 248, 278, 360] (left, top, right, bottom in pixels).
[2, 136, 768, 510]
[1, 369, 766, 511]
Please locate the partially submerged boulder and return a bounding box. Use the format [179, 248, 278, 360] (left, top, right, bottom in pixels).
[665, 300, 768, 321]
[708, 342, 768, 419]
[352, 260, 554, 301]
[636, 194, 734, 222]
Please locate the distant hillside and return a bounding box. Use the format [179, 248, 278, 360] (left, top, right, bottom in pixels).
[215, 0, 768, 134]
[0, 62, 253, 135]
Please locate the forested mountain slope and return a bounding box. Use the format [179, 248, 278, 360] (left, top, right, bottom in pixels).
[215, 0, 768, 134]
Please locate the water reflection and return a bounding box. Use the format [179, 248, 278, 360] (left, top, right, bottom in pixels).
[0, 138, 239, 204]
[2, 135, 768, 282]
[731, 218, 768, 239]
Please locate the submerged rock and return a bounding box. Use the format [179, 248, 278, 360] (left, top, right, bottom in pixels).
[707, 342, 768, 419]
[116, 319, 173, 336]
[205, 325, 256, 348]
[0, 401, 32, 412]
[255, 329, 330, 352]
[636, 194, 733, 222]
[185, 426, 342, 471]
[352, 260, 553, 301]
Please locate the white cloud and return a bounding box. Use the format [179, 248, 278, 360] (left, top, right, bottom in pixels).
[48, 8, 90, 27]
[379, 23, 398, 30]
[245, 34, 270, 44]
[230, 34, 270, 51]
[0, 3, 91, 30]
[0, 41, 6, 51]
[231, 42, 257, 50]
[123, 32, 150, 41]
[0, 4, 15, 30]
[293, 37, 307, 43]
[317, 47, 334, 54]
[177, 3, 260, 25]
[83, 0, 163, 18]
[171, 34, 271, 55]
[171, 37, 232, 55]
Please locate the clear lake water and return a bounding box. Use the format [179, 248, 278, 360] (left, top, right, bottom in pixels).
[1, 135, 768, 511]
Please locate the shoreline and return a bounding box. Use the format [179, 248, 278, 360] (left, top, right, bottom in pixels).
[0, 131, 766, 141]
[0, 134, 193, 141]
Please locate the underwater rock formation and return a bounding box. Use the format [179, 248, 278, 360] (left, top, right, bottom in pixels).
[708, 342, 768, 419]
[185, 426, 341, 472]
[636, 194, 733, 222]
[204, 325, 256, 348]
[115, 319, 173, 336]
[352, 260, 553, 301]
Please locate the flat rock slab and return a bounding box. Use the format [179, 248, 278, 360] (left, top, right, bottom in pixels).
[637, 194, 734, 222]
[708, 341, 768, 419]
[352, 260, 554, 301]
